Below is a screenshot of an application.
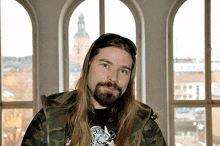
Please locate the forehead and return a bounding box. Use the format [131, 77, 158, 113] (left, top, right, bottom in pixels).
[93, 47, 133, 67]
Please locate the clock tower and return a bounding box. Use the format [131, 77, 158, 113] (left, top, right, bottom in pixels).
[72, 13, 90, 66]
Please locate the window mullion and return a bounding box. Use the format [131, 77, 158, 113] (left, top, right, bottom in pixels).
[206, 105, 213, 146]
[205, 0, 212, 102]
[0, 1, 2, 145]
[170, 105, 175, 146]
[99, 0, 105, 35]
[205, 0, 212, 145]
[0, 108, 2, 146]
[0, 0, 2, 103]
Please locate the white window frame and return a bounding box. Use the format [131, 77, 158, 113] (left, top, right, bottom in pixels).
[59, 0, 146, 102]
[167, 0, 220, 145]
[0, 0, 39, 144]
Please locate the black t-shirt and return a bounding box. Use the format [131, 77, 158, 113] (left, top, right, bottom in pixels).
[65, 107, 119, 146]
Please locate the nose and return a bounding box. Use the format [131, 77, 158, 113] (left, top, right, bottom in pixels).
[107, 69, 118, 83]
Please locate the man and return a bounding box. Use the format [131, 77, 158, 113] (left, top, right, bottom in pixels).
[22, 33, 166, 146]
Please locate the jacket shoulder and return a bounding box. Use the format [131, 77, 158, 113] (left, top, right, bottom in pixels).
[132, 102, 153, 133]
[135, 102, 158, 121]
[21, 109, 47, 145]
[132, 102, 166, 145]
[141, 118, 167, 145]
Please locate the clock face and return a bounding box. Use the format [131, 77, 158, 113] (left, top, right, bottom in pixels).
[79, 24, 84, 29]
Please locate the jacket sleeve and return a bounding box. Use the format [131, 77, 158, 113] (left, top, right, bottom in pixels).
[141, 118, 167, 146]
[21, 109, 47, 146]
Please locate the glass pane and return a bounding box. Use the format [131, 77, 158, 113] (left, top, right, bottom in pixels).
[1, 0, 33, 101]
[173, 0, 205, 100]
[2, 109, 33, 146]
[175, 107, 206, 146]
[105, 0, 136, 43]
[69, 0, 99, 90]
[105, 0, 137, 99]
[212, 108, 220, 145]
[211, 0, 220, 100]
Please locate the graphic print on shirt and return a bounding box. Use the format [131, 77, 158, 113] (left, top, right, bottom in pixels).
[91, 126, 116, 146]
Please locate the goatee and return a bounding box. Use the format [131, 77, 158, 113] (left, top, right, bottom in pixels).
[93, 82, 122, 107]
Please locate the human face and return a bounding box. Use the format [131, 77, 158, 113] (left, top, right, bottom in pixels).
[87, 47, 133, 109]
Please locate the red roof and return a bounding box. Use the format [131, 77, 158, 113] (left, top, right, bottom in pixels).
[174, 72, 220, 83]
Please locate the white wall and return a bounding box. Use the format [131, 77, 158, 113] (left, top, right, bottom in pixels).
[135, 0, 174, 142]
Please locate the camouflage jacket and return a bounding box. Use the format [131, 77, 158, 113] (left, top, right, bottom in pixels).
[21, 90, 167, 146]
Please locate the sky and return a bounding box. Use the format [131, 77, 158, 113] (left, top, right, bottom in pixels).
[1, 0, 220, 60]
[1, 0, 32, 57]
[0, 0, 135, 57]
[173, 0, 220, 60]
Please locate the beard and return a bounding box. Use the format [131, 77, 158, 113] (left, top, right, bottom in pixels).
[93, 82, 122, 107]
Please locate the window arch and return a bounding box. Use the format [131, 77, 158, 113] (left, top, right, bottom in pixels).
[167, 0, 220, 145]
[0, 0, 38, 145]
[59, 0, 146, 102]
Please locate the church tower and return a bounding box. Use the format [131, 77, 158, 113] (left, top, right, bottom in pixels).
[72, 13, 90, 66]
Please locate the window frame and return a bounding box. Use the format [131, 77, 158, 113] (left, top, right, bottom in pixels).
[167, 0, 220, 145]
[0, 0, 39, 144]
[59, 0, 146, 102]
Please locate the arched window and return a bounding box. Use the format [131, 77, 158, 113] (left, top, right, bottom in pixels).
[0, 0, 38, 145]
[68, 0, 135, 91]
[60, 0, 145, 102]
[167, 0, 220, 145]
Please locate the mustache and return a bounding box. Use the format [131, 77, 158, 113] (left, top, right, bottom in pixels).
[96, 82, 122, 92]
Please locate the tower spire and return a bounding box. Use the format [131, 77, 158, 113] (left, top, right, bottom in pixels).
[74, 13, 88, 37]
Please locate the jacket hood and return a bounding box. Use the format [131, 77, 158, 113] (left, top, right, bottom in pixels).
[41, 90, 77, 110]
[40, 91, 77, 146]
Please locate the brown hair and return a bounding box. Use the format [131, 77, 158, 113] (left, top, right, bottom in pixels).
[68, 33, 137, 146]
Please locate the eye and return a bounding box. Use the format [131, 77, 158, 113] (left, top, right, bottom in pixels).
[101, 63, 109, 68]
[120, 69, 129, 74]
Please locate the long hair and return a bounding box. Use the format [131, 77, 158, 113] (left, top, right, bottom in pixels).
[68, 33, 137, 146]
